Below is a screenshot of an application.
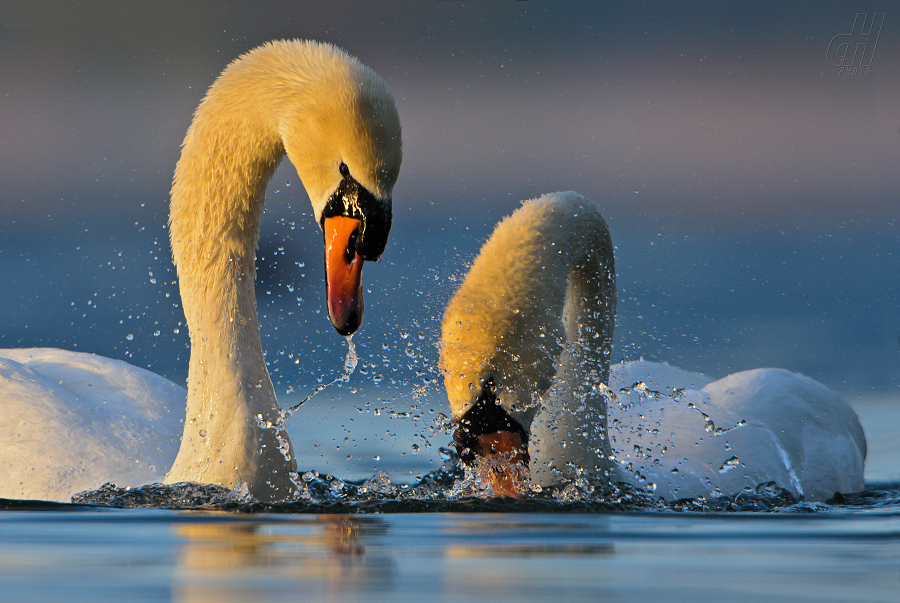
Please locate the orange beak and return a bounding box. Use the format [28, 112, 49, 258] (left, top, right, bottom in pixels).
[473, 430, 529, 498]
[324, 215, 364, 336]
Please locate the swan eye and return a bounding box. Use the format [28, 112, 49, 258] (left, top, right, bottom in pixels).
[339, 162, 350, 179]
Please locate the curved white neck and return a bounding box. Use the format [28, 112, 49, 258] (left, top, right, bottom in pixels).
[532, 239, 616, 484]
[165, 53, 297, 502]
[156, 40, 401, 502]
[523, 196, 616, 485]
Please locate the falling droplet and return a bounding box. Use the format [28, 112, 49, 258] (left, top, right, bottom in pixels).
[718, 456, 741, 473]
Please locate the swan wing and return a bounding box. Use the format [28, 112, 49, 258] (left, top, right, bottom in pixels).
[0, 349, 185, 501]
[702, 368, 866, 501]
[608, 362, 865, 501]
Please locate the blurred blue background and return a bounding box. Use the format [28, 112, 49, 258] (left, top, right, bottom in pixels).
[1, 2, 897, 472]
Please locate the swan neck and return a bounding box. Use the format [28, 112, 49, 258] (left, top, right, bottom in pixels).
[168, 288, 297, 501]
[166, 55, 298, 502]
[565, 240, 616, 386]
[441, 193, 616, 420]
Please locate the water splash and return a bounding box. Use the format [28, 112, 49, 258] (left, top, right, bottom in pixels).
[284, 336, 358, 418]
[718, 456, 741, 473]
[254, 411, 293, 463]
[68, 457, 897, 514]
[687, 402, 748, 435]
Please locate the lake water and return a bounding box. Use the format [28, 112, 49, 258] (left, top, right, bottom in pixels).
[1, 227, 897, 600]
[2, 222, 895, 602]
[1, 391, 897, 602]
[1, 500, 898, 602]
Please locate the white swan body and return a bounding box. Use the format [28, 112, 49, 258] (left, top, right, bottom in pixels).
[442, 192, 866, 501]
[605, 361, 865, 501]
[0, 40, 402, 503]
[0, 348, 184, 501]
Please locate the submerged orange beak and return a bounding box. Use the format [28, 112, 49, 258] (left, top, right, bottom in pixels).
[472, 430, 529, 498]
[324, 215, 364, 336]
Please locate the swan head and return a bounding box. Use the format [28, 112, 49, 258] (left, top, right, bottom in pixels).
[170, 40, 401, 337]
[442, 312, 551, 466]
[275, 41, 402, 334]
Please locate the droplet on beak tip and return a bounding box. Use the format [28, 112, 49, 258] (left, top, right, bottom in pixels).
[333, 308, 361, 336]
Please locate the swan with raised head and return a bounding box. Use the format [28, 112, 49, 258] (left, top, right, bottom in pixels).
[0, 40, 402, 503]
[441, 192, 866, 501]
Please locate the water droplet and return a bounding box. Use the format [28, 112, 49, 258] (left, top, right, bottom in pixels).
[199, 429, 207, 437]
[718, 456, 741, 473]
[126, 334, 134, 341]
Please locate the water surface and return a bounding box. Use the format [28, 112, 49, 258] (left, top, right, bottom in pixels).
[1, 502, 897, 602]
[3, 378, 896, 602]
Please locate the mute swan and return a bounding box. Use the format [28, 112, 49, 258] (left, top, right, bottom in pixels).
[441, 192, 866, 501]
[0, 40, 402, 503]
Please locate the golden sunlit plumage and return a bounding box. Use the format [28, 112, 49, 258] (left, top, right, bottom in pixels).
[0, 40, 402, 503]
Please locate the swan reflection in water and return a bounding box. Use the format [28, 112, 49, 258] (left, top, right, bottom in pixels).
[172, 516, 393, 600]
[170, 514, 617, 601]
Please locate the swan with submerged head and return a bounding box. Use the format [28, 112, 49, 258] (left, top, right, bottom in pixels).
[441, 192, 866, 501]
[0, 40, 402, 503]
